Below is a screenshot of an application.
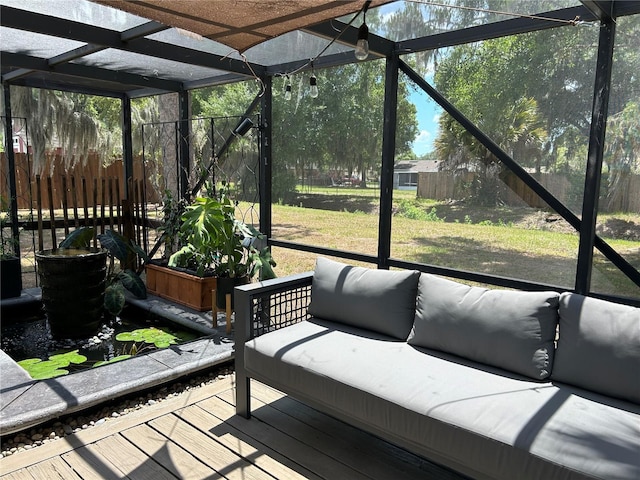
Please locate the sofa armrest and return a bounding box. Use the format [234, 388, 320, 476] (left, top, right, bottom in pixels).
[235, 271, 313, 342]
[235, 271, 313, 418]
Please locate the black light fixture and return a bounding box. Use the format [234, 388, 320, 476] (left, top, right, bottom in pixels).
[233, 117, 254, 136]
[284, 75, 292, 100]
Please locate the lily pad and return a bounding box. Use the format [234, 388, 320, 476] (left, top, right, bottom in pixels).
[94, 355, 132, 367]
[115, 327, 179, 348]
[18, 359, 69, 380]
[49, 350, 88, 367]
[17, 350, 88, 380]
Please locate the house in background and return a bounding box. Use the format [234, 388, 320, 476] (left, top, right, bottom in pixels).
[12, 134, 28, 153]
[393, 159, 439, 190]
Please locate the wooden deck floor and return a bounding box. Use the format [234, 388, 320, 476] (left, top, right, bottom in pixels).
[0, 376, 463, 480]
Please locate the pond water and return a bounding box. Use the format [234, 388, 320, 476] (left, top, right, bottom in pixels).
[1, 305, 202, 379]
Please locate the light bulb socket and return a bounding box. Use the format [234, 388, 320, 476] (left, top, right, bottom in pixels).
[309, 74, 319, 98]
[358, 22, 369, 41]
[355, 22, 370, 61]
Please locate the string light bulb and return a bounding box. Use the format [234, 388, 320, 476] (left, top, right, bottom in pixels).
[355, 1, 371, 61]
[284, 75, 292, 100]
[355, 21, 369, 61]
[309, 74, 319, 98]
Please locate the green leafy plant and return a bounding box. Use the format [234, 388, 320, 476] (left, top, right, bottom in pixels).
[157, 189, 186, 260]
[169, 193, 276, 280]
[59, 227, 148, 315]
[396, 200, 445, 223]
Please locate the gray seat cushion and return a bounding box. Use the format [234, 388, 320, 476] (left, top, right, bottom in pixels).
[308, 257, 420, 339]
[552, 292, 640, 404]
[408, 273, 559, 379]
[245, 319, 640, 480]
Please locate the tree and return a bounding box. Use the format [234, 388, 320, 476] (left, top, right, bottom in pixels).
[604, 102, 640, 211]
[432, 36, 548, 205]
[5, 87, 160, 175]
[8, 87, 100, 174]
[272, 59, 417, 191]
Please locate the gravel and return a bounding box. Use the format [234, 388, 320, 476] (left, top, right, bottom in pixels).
[0, 364, 233, 458]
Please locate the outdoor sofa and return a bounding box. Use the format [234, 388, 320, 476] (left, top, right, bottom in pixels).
[235, 257, 640, 480]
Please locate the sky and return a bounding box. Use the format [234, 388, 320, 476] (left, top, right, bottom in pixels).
[375, 3, 440, 157]
[410, 89, 440, 157]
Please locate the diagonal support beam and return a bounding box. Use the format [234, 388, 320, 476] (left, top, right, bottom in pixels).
[190, 94, 262, 198]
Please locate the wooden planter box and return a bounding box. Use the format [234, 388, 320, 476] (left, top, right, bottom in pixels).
[145, 263, 217, 311]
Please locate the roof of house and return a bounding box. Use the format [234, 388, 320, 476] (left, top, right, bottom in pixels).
[395, 160, 440, 173]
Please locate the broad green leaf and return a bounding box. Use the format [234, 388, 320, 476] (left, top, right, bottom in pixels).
[98, 230, 130, 261]
[18, 358, 42, 368]
[105, 283, 126, 315]
[118, 270, 147, 299]
[59, 227, 94, 249]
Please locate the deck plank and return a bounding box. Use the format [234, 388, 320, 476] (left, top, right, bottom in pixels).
[219, 387, 430, 480]
[198, 395, 373, 480]
[121, 423, 220, 480]
[248, 382, 462, 479]
[0, 377, 234, 475]
[177, 403, 322, 480]
[0, 470, 35, 480]
[90, 434, 177, 480]
[148, 413, 275, 480]
[61, 445, 125, 480]
[26, 456, 81, 480]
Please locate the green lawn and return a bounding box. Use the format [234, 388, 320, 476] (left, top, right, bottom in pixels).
[269, 192, 640, 299]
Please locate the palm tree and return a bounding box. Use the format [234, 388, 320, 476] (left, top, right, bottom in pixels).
[434, 96, 547, 206]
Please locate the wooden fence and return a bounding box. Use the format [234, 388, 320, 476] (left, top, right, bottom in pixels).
[0, 152, 161, 210]
[1, 152, 163, 254]
[418, 171, 640, 213]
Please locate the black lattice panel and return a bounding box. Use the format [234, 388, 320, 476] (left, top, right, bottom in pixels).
[251, 284, 312, 337]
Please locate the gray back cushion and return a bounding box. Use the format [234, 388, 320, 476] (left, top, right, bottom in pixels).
[308, 257, 420, 339]
[552, 292, 640, 404]
[408, 274, 560, 379]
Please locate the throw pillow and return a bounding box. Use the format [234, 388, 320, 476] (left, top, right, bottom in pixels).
[551, 292, 640, 404]
[408, 273, 560, 379]
[308, 257, 420, 339]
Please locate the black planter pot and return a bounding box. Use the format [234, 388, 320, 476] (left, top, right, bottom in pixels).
[215, 275, 249, 310]
[36, 248, 107, 338]
[1, 256, 22, 299]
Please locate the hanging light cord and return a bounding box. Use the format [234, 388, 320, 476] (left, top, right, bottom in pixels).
[408, 0, 597, 26]
[285, 0, 372, 77]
